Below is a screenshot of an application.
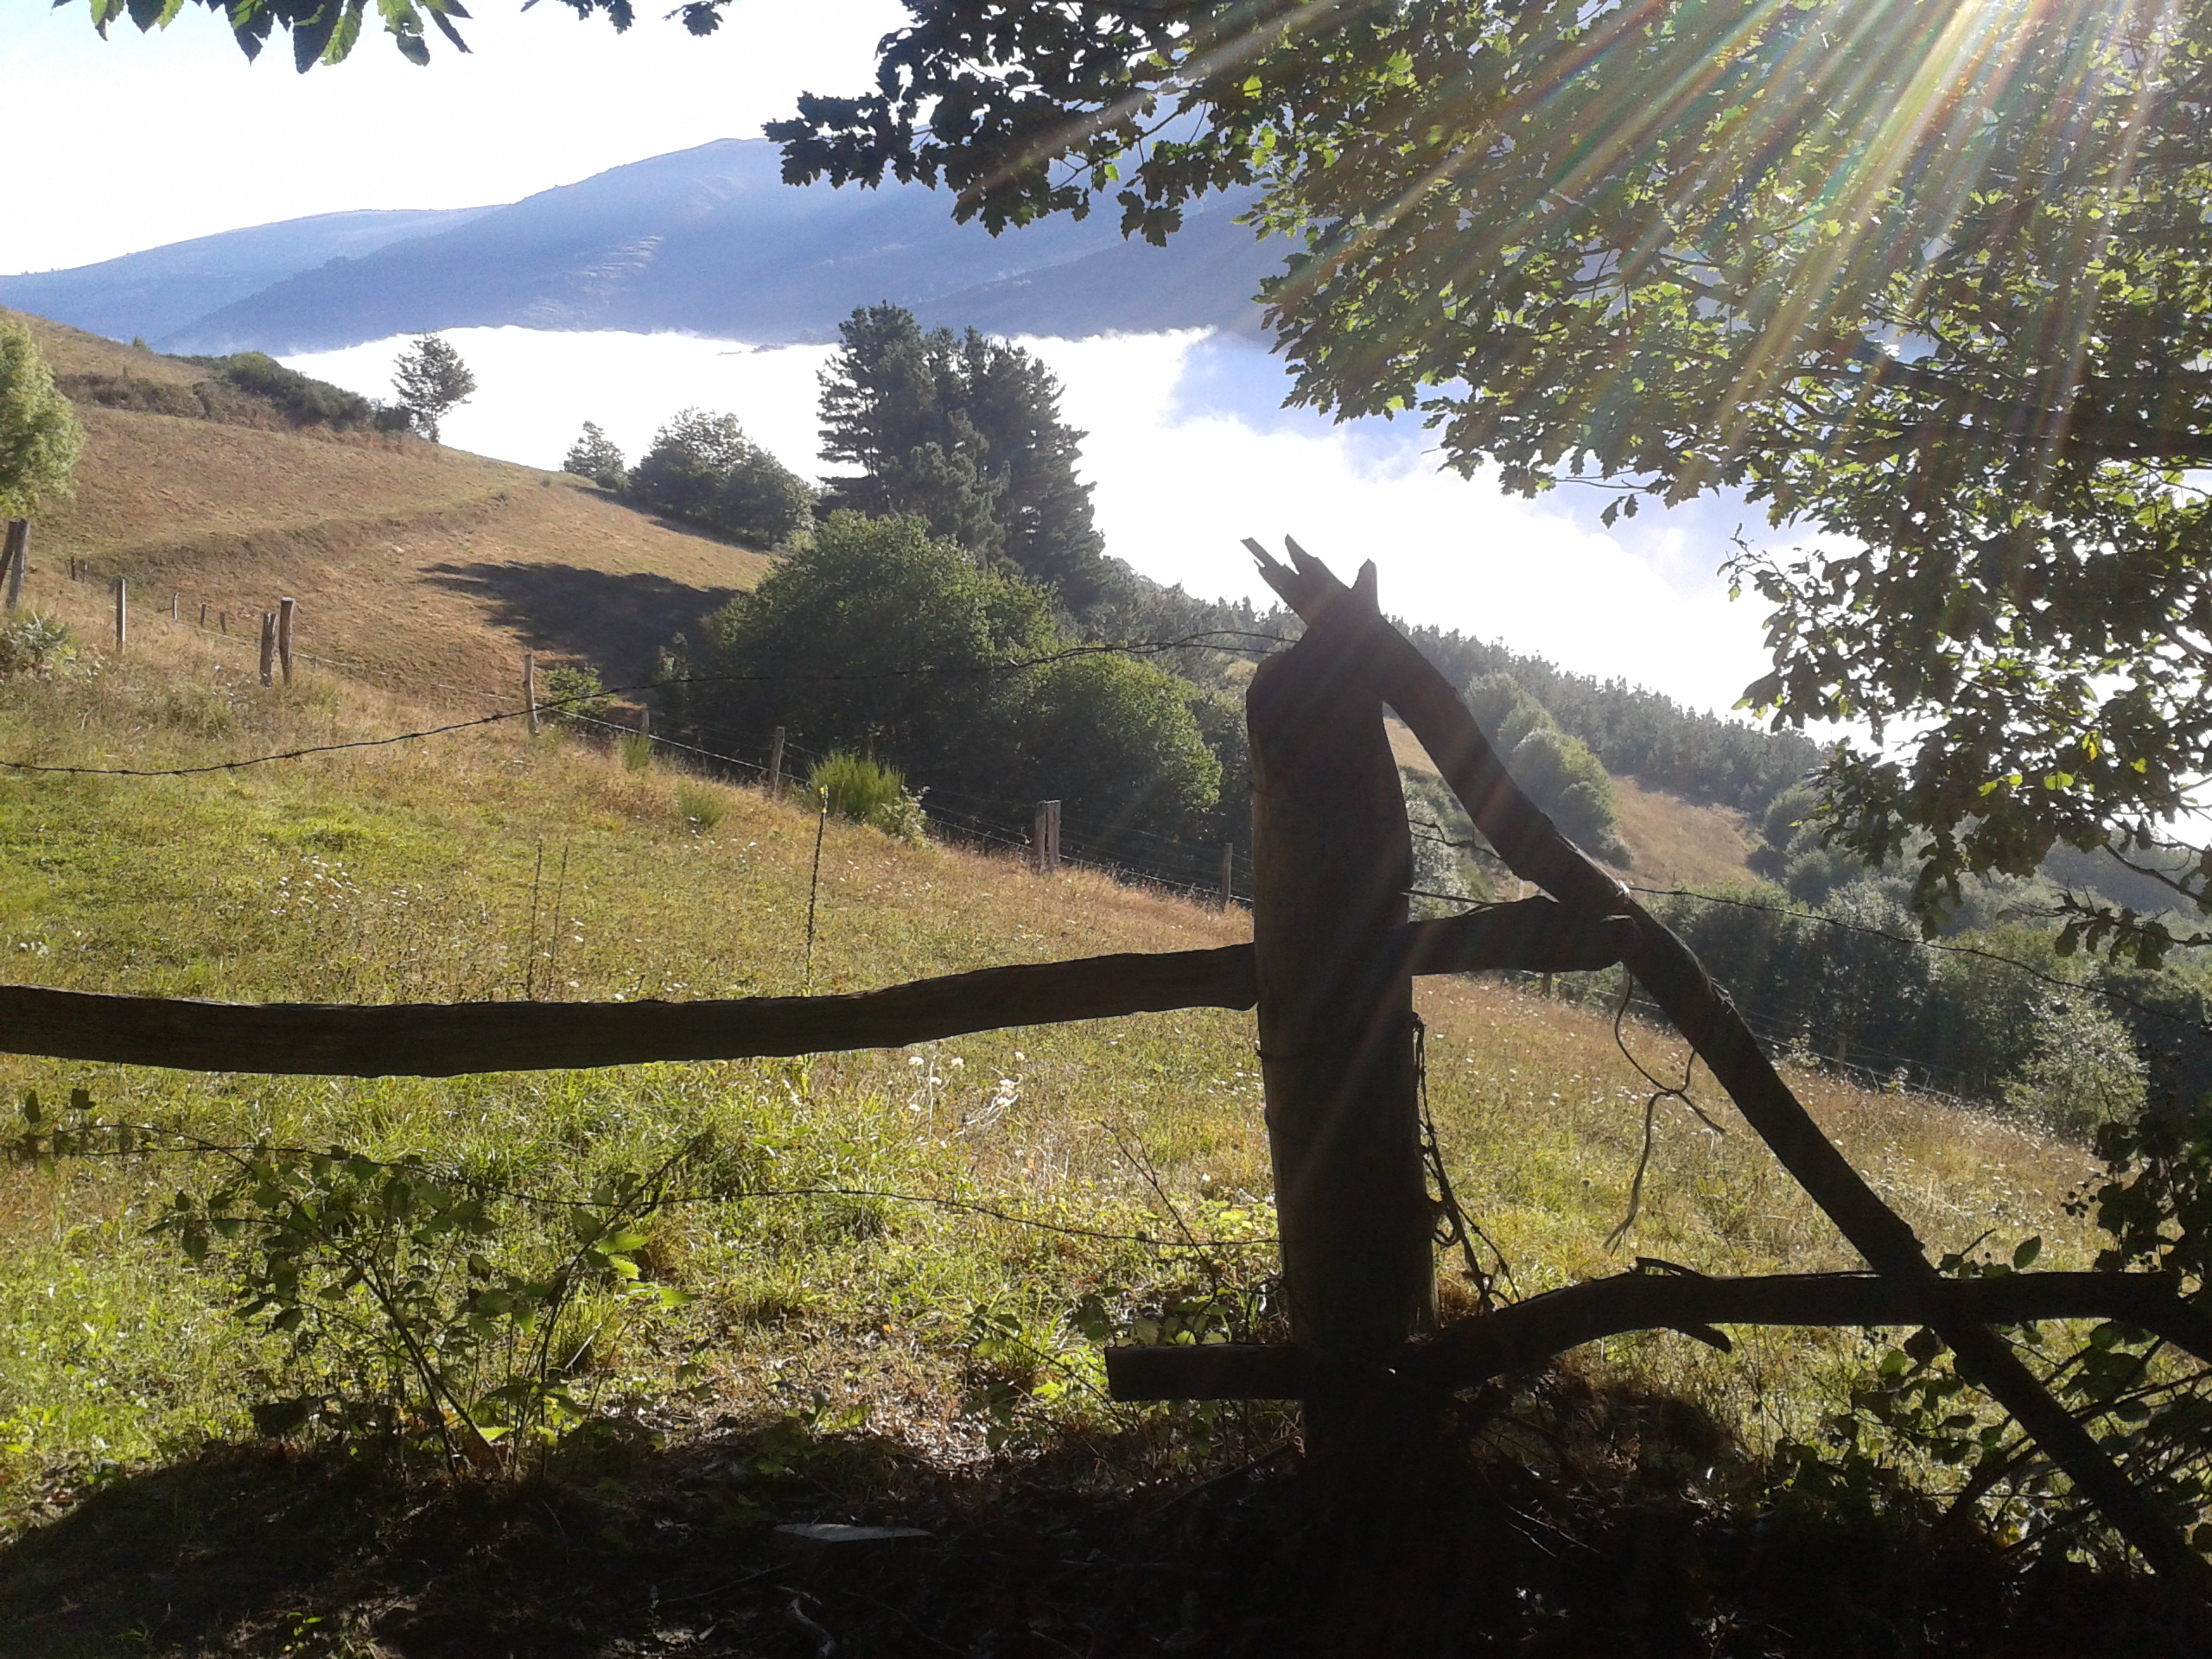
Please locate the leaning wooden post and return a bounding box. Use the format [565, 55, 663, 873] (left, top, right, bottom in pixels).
[1247, 560, 1434, 1452]
[277, 596, 295, 683]
[768, 726, 786, 800]
[112, 577, 126, 652]
[0, 520, 26, 610]
[258, 613, 276, 686]
[523, 651, 540, 736]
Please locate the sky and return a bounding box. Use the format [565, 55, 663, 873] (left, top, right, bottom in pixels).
[8, 0, 1793, 720]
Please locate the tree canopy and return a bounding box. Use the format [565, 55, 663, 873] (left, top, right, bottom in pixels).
[627, 408, 815, 547]
[818, 305, 1110, 613]
[0, 318, 85, 520]
[391, 333, 475, 443]
[696, 511, 1218, 859]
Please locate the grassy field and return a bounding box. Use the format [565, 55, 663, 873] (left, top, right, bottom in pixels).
[0, 568, 2097, 1534]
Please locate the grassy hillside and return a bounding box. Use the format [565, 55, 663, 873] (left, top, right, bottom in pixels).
[0, 575, 2090, 1560]
[9, 310, 768, 702]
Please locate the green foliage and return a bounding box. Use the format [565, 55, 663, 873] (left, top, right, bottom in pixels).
[1465, 673, 1630, 863]
[618, 730, 653, 773]
[0, 318, 84, 519]
[562, 421, 626, 490]
[0, 612, 76, 679]
[699, 512, 1220, 861]
[1999, 989, 2148, 1141]
[819, 306, 1109, 611]
[1402, 766, 1490, 918]
[626, 408, 814, 547]
[541, 664, 613, 730]
[11, 1089, 693, 1473]
[390, 334, 475, 443]
[808, 751, 928, 845]
[196, 352, 372, 429]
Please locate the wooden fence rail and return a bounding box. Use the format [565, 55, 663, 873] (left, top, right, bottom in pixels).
[0, 899, 1626, 1077]
[1106, 1268, 2212, 1401]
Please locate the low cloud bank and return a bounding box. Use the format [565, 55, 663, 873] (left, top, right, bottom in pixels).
[289, 327, 1777, 716]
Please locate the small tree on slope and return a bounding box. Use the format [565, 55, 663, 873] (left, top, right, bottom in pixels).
[0, 318, 84, 519]
[391, 334, 476, 443]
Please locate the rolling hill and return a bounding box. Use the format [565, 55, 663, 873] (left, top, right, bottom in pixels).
[11, 309, 766, 701]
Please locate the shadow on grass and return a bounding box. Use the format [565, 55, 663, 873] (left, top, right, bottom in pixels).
[0, 1371, 2193, 1659]
[423, 561, 741, 690]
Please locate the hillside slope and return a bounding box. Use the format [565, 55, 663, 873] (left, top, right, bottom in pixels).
[11, 310, 767, 699]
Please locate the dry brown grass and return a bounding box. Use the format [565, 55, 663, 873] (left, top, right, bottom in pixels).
[10, 308, 770, 702]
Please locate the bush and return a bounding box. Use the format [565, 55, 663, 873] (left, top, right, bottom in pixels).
[1508, 726, 1630, 863]
[710, 445, 816, 548]
[192, 353, 374, 429]
[697, 512, 1220, 857]
[541, 664, 613, 729]
[619, 730, 653, 772]
[0, 611, 75, 677]
[810, 751, 928, 843]
[2000, 988, 2147, 1139]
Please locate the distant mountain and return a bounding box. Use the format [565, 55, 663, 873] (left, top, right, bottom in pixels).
[0, 207, 494, 344]
[6, 140, 1279, 355]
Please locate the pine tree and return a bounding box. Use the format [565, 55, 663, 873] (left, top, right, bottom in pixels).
[817, 306, 1107, 609]
[562, 422, 626, 490]
[390, 334, 476, 443]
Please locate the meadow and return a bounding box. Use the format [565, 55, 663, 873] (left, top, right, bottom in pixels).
[0, 565, 2101, 1554]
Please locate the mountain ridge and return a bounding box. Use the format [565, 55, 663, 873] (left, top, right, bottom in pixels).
[4, 140, 1279, 355]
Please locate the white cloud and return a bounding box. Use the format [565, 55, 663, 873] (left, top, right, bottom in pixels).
[287, 325, 1778, 715]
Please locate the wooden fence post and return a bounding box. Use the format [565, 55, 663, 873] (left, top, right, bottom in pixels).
[219, 611, 229, 635]
[1219, 843, 1235, 911]
[258, 613, 276, 686]
[524, 651, 540, 736]
[769, 727, 786, 800]
[1247, 561, 1434, 1453]
[1034, 800, 1061, 873]
[199, 602, 207, 629]
[0, 520, 26, 611]
[277, 597, 295, 683]
[171, 593, 180, 622]
[112, 577, 126, 653]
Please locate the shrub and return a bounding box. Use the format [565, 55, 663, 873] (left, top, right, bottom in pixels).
[1508, 725, 1630, 863]
[810, 751, 928, 843]
[619, 730, 654, 772]
[0, 611, 75, 677]
[0, 318, 85, 516]
[541, 664, 613, 729]
[2001, 987, 2147, 1140]
[195, 353, 374, 429]
[710, 445, 815, 548]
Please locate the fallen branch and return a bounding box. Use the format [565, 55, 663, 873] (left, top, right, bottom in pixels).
[1104, 1268, 2212, 1401]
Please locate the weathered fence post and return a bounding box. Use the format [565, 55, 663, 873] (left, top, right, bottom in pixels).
[258, 613, 276, 686]
[1033, 800, 1061, 874]
[219, 611, 229, 636]
[769, 727, 786, 801]
[0, 520, 26, 611]
[199, 602, 207, 629]
[524, 651, 540, 736]
[112, 578, 126, 653]
[1247, 561, 1434, 1452]
[1218, 843, 1235, 911]
[170, 593, 180, 622]
[277, 597, 295, 683]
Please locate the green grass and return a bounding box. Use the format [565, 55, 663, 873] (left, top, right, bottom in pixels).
[0, 581, 2102, 1537]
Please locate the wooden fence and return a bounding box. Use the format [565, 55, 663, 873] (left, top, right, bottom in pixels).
[0, 540, 2204, 1592]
